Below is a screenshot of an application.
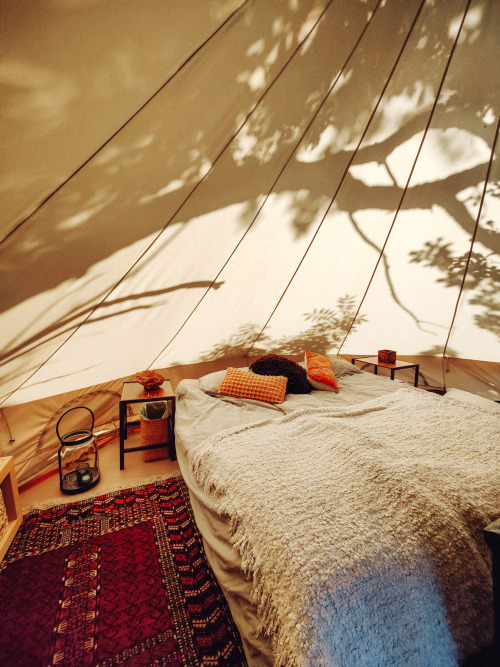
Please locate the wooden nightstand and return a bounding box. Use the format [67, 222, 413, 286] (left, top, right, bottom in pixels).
[351, 356, 420, 387]
[0, 456, 23, 561]
[119, 380, 176, 469]
[483, 519, 500, 664]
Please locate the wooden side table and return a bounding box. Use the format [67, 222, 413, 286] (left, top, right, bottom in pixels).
[119, 380, 176, 469]
[483, 519, 500, 664]
[0, 456, 23, 561]
[351, 356, 420, 387]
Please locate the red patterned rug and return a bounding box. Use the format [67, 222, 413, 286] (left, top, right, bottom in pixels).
[0, 475, 247, 666]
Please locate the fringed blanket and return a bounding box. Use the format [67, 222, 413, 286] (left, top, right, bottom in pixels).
[189, 388, 500, 666]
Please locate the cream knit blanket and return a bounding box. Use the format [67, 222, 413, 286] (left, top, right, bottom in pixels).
[189, 388, 500, 666]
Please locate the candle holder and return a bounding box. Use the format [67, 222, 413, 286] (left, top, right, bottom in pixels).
[57, 407, 101, 494]
[378, 350, 396, 364]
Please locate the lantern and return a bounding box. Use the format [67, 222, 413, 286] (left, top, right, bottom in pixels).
[57, 406, 101, 494]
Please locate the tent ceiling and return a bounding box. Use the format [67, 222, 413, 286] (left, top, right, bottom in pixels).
[1, 0, 499, 407]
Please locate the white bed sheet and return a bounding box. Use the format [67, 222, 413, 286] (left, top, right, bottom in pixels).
[175, 371, 403, 665]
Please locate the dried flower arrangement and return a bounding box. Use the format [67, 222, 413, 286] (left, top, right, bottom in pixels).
[135, 370, 165, 391]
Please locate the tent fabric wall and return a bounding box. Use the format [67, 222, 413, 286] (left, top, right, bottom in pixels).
[2, 354, 498, 487]
[0, 357, 251, 486]
[0, 0, 499, 482]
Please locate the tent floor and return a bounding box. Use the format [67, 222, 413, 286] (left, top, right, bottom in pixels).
[19, 428, 180, 513]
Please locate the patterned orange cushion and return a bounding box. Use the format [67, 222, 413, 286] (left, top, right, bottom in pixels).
[218, 367, 288, 404]
[305, 350, 339, 392]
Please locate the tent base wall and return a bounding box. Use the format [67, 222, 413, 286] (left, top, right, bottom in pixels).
[1, 355, 498, 487]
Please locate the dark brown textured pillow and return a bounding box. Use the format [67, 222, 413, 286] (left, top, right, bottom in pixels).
[250, 354, 312, 394]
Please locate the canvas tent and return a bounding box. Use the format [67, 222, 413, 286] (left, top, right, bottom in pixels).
[1, 0, 499, 486]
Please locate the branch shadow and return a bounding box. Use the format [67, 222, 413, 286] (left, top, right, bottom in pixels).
[1, 0, 499, 381]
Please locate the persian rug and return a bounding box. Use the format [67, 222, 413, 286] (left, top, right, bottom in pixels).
[0, 475, 247, 666]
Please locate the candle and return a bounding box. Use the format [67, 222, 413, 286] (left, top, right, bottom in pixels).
[76, 465, 92, 486]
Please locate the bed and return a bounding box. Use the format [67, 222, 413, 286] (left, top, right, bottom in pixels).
[174, 355, 500, 666]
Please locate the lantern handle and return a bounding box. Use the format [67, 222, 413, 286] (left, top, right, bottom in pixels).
[56, 406, 95, 443]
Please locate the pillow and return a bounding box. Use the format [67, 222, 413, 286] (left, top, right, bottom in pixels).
[218, 367, 288, 404]
[444, 388, 500, 413]
[199, 368, 248, 394]
[331, 358, 362, 377]
[250, 354, 312, 394]
[299, 357, 361, 378]
[305, 350, 339, 392]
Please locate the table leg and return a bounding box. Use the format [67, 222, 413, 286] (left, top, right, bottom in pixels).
[169, 398, 176, 461]
[414, 365, 420, 387]
[119, 401, 126, 470]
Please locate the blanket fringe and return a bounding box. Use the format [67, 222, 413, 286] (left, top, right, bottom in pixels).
[191, 452, 297, 665]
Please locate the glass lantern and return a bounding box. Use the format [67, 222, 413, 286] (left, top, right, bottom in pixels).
[57, 406, 100, 494]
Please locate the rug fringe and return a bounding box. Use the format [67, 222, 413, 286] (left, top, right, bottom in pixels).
[20, 472, 182, 513]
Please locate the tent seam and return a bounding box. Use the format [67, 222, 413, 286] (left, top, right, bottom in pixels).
[441, 114, 500, 388]
[245, 0, 426, 357]
[1, 0, 333, 407]
[0, 0, 250, 246]
[146, 0, 376, 368]
[337, 0, 473, 359]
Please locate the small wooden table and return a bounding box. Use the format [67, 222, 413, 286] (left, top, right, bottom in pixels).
[351, 356, 420, 387]
[483, 519, 500, 663]
[119, 380, 176, 469]
[0, 456, 23, 561]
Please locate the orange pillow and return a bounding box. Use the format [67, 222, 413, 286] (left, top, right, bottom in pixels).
[305, 350, 339, 392]
[218, 367, 288, 404]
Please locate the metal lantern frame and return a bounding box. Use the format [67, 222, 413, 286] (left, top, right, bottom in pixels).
[56, 406, 100, 494]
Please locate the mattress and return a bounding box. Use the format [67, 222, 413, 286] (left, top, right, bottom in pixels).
[174, 369, 404, 665]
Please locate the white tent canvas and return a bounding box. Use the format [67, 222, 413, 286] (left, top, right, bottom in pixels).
[1, 0, 499, 485]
